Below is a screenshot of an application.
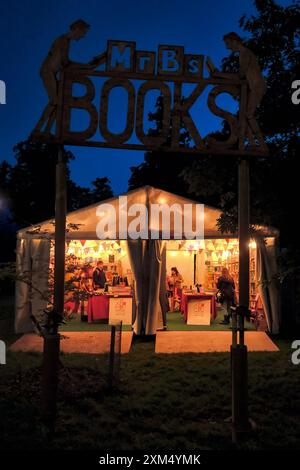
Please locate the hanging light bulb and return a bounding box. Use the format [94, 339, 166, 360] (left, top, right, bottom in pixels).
[158, 196, 167, 204]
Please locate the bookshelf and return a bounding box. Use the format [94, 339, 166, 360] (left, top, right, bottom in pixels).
[204, 263, 223, 291]
[226, 258, 239, 298]
[201, 241, 266, 329]
[225, 250, 257, 307]
[249, 256, 256, 310]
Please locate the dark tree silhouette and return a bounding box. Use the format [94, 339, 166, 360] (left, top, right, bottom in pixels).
[129, 91, 198, 198]
[0, 141, 114, 262]
[182, 0, 299, 239]
[2, 140, 114, 227]
[130, 0, 299, 237]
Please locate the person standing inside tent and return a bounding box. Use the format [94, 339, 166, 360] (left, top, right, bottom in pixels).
[93, 260, 107, 290]
[169, 267, 184, 288]
[217, 267, 236, 325]
[169, 267, 184, 311]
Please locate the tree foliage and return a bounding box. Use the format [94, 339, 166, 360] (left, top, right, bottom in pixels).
[1, 140, 114, 228]
[129, 92, 198, 198]
[184, 0, 299, 240]
[0, 141, 114, 261]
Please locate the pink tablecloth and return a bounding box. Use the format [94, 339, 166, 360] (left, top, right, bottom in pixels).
[181, 293, 217, 322]
[87, 295, 109, 322]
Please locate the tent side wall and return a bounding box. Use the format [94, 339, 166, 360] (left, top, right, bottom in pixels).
[15, 237, 51, 333]
[256, 236, 281, 334]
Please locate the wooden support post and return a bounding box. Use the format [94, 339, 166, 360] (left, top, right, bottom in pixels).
[53, 145, 67, 321]
[231, 343, 249, 442]
[108, 325, 116, 391]
[42, 334, 60, 432]
[231, 156, 250, 443]
[238, 157, 250, 311]
[42, 145, 66, 431]
[231, 307, 238, 348]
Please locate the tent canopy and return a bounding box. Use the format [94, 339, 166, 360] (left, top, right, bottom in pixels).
[17, 186, 278, 240]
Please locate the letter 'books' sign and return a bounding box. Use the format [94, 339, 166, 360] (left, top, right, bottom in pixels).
[32, 39, 268, 156]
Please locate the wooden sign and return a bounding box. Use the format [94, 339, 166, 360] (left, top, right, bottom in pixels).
[32, 38, 268, 156]
[187, 299, 211, 325]
[109, 296, 133, 325]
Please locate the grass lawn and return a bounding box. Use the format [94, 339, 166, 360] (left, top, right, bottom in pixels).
[1, 302, 300, 450]
[166, 311, 256, 331]
[59, 309, 255, 332]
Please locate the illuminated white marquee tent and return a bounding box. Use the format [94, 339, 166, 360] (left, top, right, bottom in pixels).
[15, 186, 280, 335]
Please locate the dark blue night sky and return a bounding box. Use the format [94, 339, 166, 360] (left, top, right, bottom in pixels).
[0, 0, 290, 194]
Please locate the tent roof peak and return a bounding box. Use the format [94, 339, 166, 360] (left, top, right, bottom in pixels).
[17, 185, 212, 234]
[16, 185, 279, 239]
